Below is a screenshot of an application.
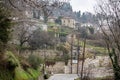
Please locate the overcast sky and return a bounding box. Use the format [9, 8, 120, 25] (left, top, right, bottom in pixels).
[70, 0, 97, 13]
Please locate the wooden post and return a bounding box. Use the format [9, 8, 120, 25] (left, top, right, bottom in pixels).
[43, 44, 46, 79]
[77, 38, 80, 74]
[81, 38, 86, 80]
[70, 34, 73, 74]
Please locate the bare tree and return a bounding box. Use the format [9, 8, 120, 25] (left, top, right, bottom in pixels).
[95, 0, 120, 79]
[12, 22, 35, 53]
[4, 0, 65, 22]
[28, 29, 55, 50]
[5, 0, 66, 54]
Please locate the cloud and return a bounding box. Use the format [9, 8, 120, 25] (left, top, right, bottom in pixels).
[70, 0, 96, 13]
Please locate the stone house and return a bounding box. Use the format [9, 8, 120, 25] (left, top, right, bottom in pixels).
[61, 17, 76, 28]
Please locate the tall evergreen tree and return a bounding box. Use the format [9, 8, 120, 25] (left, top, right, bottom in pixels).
[0, 2, 12, 53]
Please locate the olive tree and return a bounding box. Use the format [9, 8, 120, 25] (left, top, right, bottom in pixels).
[28, 29, 56, 50]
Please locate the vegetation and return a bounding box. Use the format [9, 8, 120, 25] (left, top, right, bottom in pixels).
[75, 76, 114, 80]
[75, 39, 107, 56]
[0, 67, 14, 80]
[0, 0, 119, 80]
[0, 51, 41, 80]
[96, 0, 120, 79]
[0, 4, 12, 53]
[86, 44, 107, 55]
[27, 54, 43, 69]
[0, 1, 42, 80]
[55, 16, 62, 25]
[0, 7, 11, 44]
[0, 3, 14, 79]
[29, 29, 55, 50]
[56, 44, 70, 65]
[15, 67, 40, 80]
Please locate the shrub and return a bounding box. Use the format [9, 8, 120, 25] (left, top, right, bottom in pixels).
[0, 5, 12, 53]
[27, 55, 43, 69]
[44, 74, 50, 79]
[0, 67, 14, 80]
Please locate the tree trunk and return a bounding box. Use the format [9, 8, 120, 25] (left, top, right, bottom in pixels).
[109, 49, 120, 80]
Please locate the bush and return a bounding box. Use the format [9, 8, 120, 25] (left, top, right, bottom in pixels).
[0, 5, 12, 53]
[0, 7, 12, 44]
[0, 41, 5, 53]
[27, 55, 43, 69]
[0, 67, 14, 80]
[44, 74, 50, 79]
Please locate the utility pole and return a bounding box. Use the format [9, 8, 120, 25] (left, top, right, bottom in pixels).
[77, 37, 80, 74]
[43, 44, 46, 80]
[80, 38, 86, 80]
[70, 34, 73, 74]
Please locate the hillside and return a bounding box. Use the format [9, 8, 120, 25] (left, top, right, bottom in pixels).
[52, 2, 97, 24]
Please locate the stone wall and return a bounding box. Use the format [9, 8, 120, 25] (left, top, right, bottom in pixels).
[21, 50, 58, 59]
[46, 62, 65, 74]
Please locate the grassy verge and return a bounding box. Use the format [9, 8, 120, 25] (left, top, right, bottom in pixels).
[86, 45, 107, 56]
[0, 51, 41, 80]
[15, 67, 41, 80]
[75, 40, 108, 56]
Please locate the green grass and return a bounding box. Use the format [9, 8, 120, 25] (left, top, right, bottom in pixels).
[15, 67, 41, 80]
[47, 22, 58, 27]
[27, 68, 41, 78]
[86, 45, 107, 55]
[74, 78, 80, 80]
[74, 40, 108, 56]
[2, 51, 41, 80]
[15, 67, 32, 80]
[48, 23, 73, 34]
